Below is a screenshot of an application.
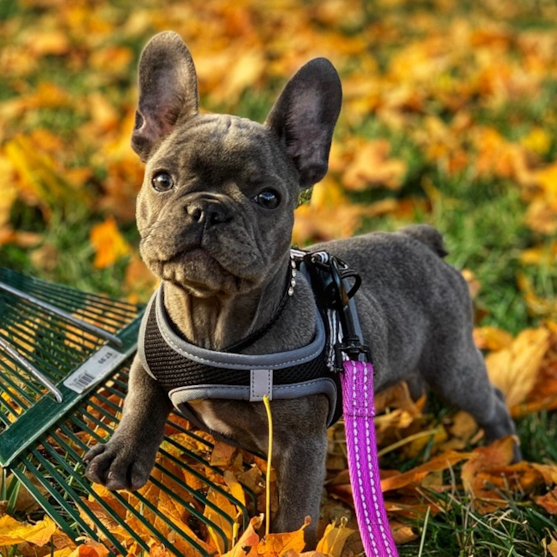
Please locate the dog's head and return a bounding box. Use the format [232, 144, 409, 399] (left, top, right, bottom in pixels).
[133, 32, 342, 298]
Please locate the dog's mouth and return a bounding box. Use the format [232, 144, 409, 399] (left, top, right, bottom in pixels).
[147, 246, 260, 297]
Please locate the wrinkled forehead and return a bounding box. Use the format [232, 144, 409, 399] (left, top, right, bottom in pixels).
[150, 114, 288, 182]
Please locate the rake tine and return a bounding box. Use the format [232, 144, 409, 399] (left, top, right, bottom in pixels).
[0, 337, 64, 402]
[0, 281, 124, 348]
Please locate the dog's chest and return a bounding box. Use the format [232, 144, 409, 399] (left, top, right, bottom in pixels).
[187, 399, 235, 437]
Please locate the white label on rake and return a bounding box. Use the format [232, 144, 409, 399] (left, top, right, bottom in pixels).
[64, 346, 127, 393]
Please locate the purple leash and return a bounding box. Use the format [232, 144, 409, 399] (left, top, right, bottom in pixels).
[295, 250, 398, 555]
[340, 359, 399, 557]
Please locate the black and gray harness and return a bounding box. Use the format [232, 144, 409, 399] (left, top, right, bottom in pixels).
[138, 250, 366, 430]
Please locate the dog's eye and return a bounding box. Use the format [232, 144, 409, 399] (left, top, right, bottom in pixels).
[151, 172, 174, 192]
[252, 190, 280, 209]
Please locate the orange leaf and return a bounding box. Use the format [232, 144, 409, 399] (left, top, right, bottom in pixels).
[486, 327, 550, 408]
[381, 450, 473, 492]
[211, 441, 238, 467]
[448, 411, 478, 442]
[28, 30, 70, 56]
[64, 539, 110, 557]
[90, 217, 131, 269]
[389, 521, 418, 545]
[342, 139, 406, 191]
[462, 437, 543, 514]
[315, 518, 355, 557]
[221, 515, 262, 557]
[0, 515, 57, 546]
[224, 470, 247, 509]
[204, 487, 240, 554]
[473, 326, 514, 351]
[534, 486, 557, 515]
[546, 537, 557, 557]
[374, 381, 423, 416]
[256, 516, 309, 556]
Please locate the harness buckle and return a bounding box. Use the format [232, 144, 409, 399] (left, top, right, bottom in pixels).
[327, 257, 372, 365]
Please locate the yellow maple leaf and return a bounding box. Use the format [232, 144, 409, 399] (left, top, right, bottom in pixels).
[90, 217, 131, 269]
[315, 518, 355, 557]
[0, 515, 57, 546]
[485, 327, 550, 408]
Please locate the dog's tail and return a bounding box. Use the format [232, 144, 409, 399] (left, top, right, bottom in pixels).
[401, 224, 448, 258]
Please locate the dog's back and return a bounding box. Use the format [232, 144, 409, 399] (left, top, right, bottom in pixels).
[311, 224, 473, 391]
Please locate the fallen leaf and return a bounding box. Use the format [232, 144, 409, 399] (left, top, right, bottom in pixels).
[473, 326, 514, 351]
[381, 450, 473, 492]
[27, 30, 70, 56]
[342, 139, 407, 191]
[448, 411, 478, 442]
[374, 381, 423, 416]
[221, 515, 262, 557]
[211, 441, 238, 468]
[389, 520, 418, 545]
[204, 487, 240, 554]
[315, 518, 355, 557]
[546, 537, 557, 557]
[462, 437, 544, 514]
[485, 327, 550, 407]
[224, 470, 247, 509]
[0, 515, 57, 546]
[90, 217, 131, 269]
[256, 516, 309, 556]
[59, 538, 110, 557]
[534, 486, 557, 515]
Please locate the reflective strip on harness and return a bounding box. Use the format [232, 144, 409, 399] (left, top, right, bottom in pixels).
[250, 369, 273, 401]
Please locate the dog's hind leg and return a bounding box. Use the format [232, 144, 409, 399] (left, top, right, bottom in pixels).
[420, 339, 521, 461]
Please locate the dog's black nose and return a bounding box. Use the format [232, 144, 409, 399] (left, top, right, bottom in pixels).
[186, 199, 232, 227]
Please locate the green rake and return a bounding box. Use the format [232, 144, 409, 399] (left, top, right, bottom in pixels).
[0, 267, 255, 555]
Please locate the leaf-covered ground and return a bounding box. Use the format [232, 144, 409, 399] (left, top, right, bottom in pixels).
[0, 0, 557, 555]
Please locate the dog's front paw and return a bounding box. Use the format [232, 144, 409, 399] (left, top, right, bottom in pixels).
[84, 440, 154, 491]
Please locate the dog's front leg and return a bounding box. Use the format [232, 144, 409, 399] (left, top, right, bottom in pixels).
[84, 355, 172, 490]
[273, 435, 327, 548]
[270, 397, 329, 548]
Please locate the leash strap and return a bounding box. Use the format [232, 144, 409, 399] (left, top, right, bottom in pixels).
[341, 359, 399, 557]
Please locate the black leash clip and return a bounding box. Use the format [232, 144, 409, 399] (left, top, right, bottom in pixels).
[327, 257, 372, 367]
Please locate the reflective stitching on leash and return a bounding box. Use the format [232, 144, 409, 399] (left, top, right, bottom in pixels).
[362, 360, 394, 555]
[351, 360, 379, 555]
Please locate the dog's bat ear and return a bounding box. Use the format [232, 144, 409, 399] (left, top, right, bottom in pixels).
[131, 31, 199, 162]
[265, 58, 342, 188]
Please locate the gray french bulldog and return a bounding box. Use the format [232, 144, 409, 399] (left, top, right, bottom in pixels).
[85, 31, 520, 547]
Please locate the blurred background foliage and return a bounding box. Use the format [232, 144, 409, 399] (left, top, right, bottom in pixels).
[0, 0, 555, 337]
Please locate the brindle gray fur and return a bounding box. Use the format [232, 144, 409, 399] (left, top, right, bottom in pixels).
[85, 31, 519, 547]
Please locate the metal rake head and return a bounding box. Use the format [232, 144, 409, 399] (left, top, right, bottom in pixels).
[0, 268, 255, 555]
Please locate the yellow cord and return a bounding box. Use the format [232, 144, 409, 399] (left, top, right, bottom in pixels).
[262, 394, 273, 537]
